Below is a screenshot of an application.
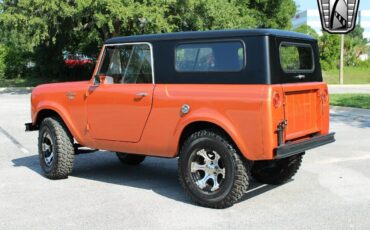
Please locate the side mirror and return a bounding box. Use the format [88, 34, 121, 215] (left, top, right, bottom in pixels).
[94, 75, 107, 86]
[94, 75, 101, 85]
[94, 75, 113, 85]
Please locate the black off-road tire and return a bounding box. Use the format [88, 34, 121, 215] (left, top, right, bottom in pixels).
[178, 130, 250, 209]
[116, 153, 146, 165]
[38, 117, 75, 179]
[251, 154, 303, 185]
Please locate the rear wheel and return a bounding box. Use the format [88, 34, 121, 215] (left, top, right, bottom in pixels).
[116, 153, 146, 165]
[178, 130, 250, 209]
[251, 154, 303, 185]
[38, 117, 75, 179]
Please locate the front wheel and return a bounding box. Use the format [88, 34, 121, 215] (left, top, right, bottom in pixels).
[251, 154, 303, 185]
[38, 117, 75, 179]
[178, 130, 250, 209]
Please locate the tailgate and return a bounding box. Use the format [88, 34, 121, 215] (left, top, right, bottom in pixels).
[283, 83, 324, 141]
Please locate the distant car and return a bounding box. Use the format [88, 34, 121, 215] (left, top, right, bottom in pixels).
[26, 29, 335, 208]
[64, 53, 93, 68]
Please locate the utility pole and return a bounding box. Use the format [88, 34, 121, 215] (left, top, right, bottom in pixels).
[339, 34, 344, 85]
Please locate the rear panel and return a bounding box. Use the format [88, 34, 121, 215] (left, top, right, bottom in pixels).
[282, 83, 329, 141]
[265, 36, 330, 157]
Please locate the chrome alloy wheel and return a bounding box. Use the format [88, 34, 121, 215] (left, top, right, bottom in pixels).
[190, 149, 226, 193]
[41, 131, 54, 167]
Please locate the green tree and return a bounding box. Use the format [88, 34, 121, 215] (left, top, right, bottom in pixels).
[319, 32, 340, 70]
[294, 24, 319, 39]
[344, 26, 369, 66]
[0, 0, 297, 80]
[0, 44, 6, 78]
[247, 0, 297, 29]
[318, 26, 369, 70]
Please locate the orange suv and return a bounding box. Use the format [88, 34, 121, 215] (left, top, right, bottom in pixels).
[26, 29, 335, 208]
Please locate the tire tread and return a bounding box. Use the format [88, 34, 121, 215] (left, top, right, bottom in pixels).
[251, 154, 303, 185]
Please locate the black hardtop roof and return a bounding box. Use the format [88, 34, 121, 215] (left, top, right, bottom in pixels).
[105, 29, 316, 44]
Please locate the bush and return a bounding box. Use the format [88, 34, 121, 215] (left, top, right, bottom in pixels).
[1, 45, 30, 79]
[320, 60, 337, 71]
[356, 59, 370, 69]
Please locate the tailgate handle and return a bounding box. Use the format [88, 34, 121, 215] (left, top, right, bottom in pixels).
[294, 74, 306, 80]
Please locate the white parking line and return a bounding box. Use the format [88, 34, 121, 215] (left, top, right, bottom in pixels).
[0, 126, 30, 154]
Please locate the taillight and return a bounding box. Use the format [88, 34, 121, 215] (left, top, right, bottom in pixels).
[273, 91, 283, 108]
[321, 88, 329, 103]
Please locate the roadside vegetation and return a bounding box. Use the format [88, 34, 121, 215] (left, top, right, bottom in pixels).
[295, 25, 370, 85]
[0, 0, 296, 85]
[323, 66, 370, 84]
[330, 94, 370, 109]
[0, 1, 369, 87]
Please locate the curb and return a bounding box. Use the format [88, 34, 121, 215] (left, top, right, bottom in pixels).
[328, 85, 370, 94]
[328, 84, 370, 87]
[0, 87, 33, 94]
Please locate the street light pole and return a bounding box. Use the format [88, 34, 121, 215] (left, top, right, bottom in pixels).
[339, 34, 344, 85]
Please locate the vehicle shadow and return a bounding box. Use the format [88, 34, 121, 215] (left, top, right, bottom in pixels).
[12, 151, 280, 206]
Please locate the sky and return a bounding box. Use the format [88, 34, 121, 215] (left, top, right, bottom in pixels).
[295, 0, 370, 12]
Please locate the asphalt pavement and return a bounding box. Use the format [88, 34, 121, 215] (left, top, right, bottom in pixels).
[0, 91, 369, 230]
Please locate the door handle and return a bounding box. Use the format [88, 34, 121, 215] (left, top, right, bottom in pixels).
[135, 92, 148, 98]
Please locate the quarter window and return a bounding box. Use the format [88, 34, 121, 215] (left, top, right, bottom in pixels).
[279, 43, 314, 73]
[175, 42, 244, 72]
[98, 44, 153, 84]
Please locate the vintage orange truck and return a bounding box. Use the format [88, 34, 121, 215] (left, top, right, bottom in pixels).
[26, 29, 335, 208]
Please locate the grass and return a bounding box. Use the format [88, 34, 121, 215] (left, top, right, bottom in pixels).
[330, 94, 370, 109]
[323, 67, 370, 84]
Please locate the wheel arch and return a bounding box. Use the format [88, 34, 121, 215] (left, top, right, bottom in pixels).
[34, 108, 81, 144]
[177, 120, 250, 160]
[36, 109, 64, 127]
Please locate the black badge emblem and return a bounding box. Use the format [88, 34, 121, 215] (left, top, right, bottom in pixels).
[317, 0, 360, 34]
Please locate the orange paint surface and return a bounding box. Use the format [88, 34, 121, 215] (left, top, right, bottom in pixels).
[31, 79, 330, 161]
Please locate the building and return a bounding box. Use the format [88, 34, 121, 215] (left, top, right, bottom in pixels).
[292, 9, 370, 41]
[292, 9, 323, 36]
[359, 10, 370, 40]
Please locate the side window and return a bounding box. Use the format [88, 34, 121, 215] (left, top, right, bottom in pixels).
[98, 44, 153, 84]
[175, 41, 244, 72]
[279, 43, 314, 73]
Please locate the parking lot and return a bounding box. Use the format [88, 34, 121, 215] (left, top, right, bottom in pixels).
[0, 91, 369, 229]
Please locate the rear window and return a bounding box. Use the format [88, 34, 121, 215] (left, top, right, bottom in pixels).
[279, 43, 314, 73]
[175, 41, 244, 72]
